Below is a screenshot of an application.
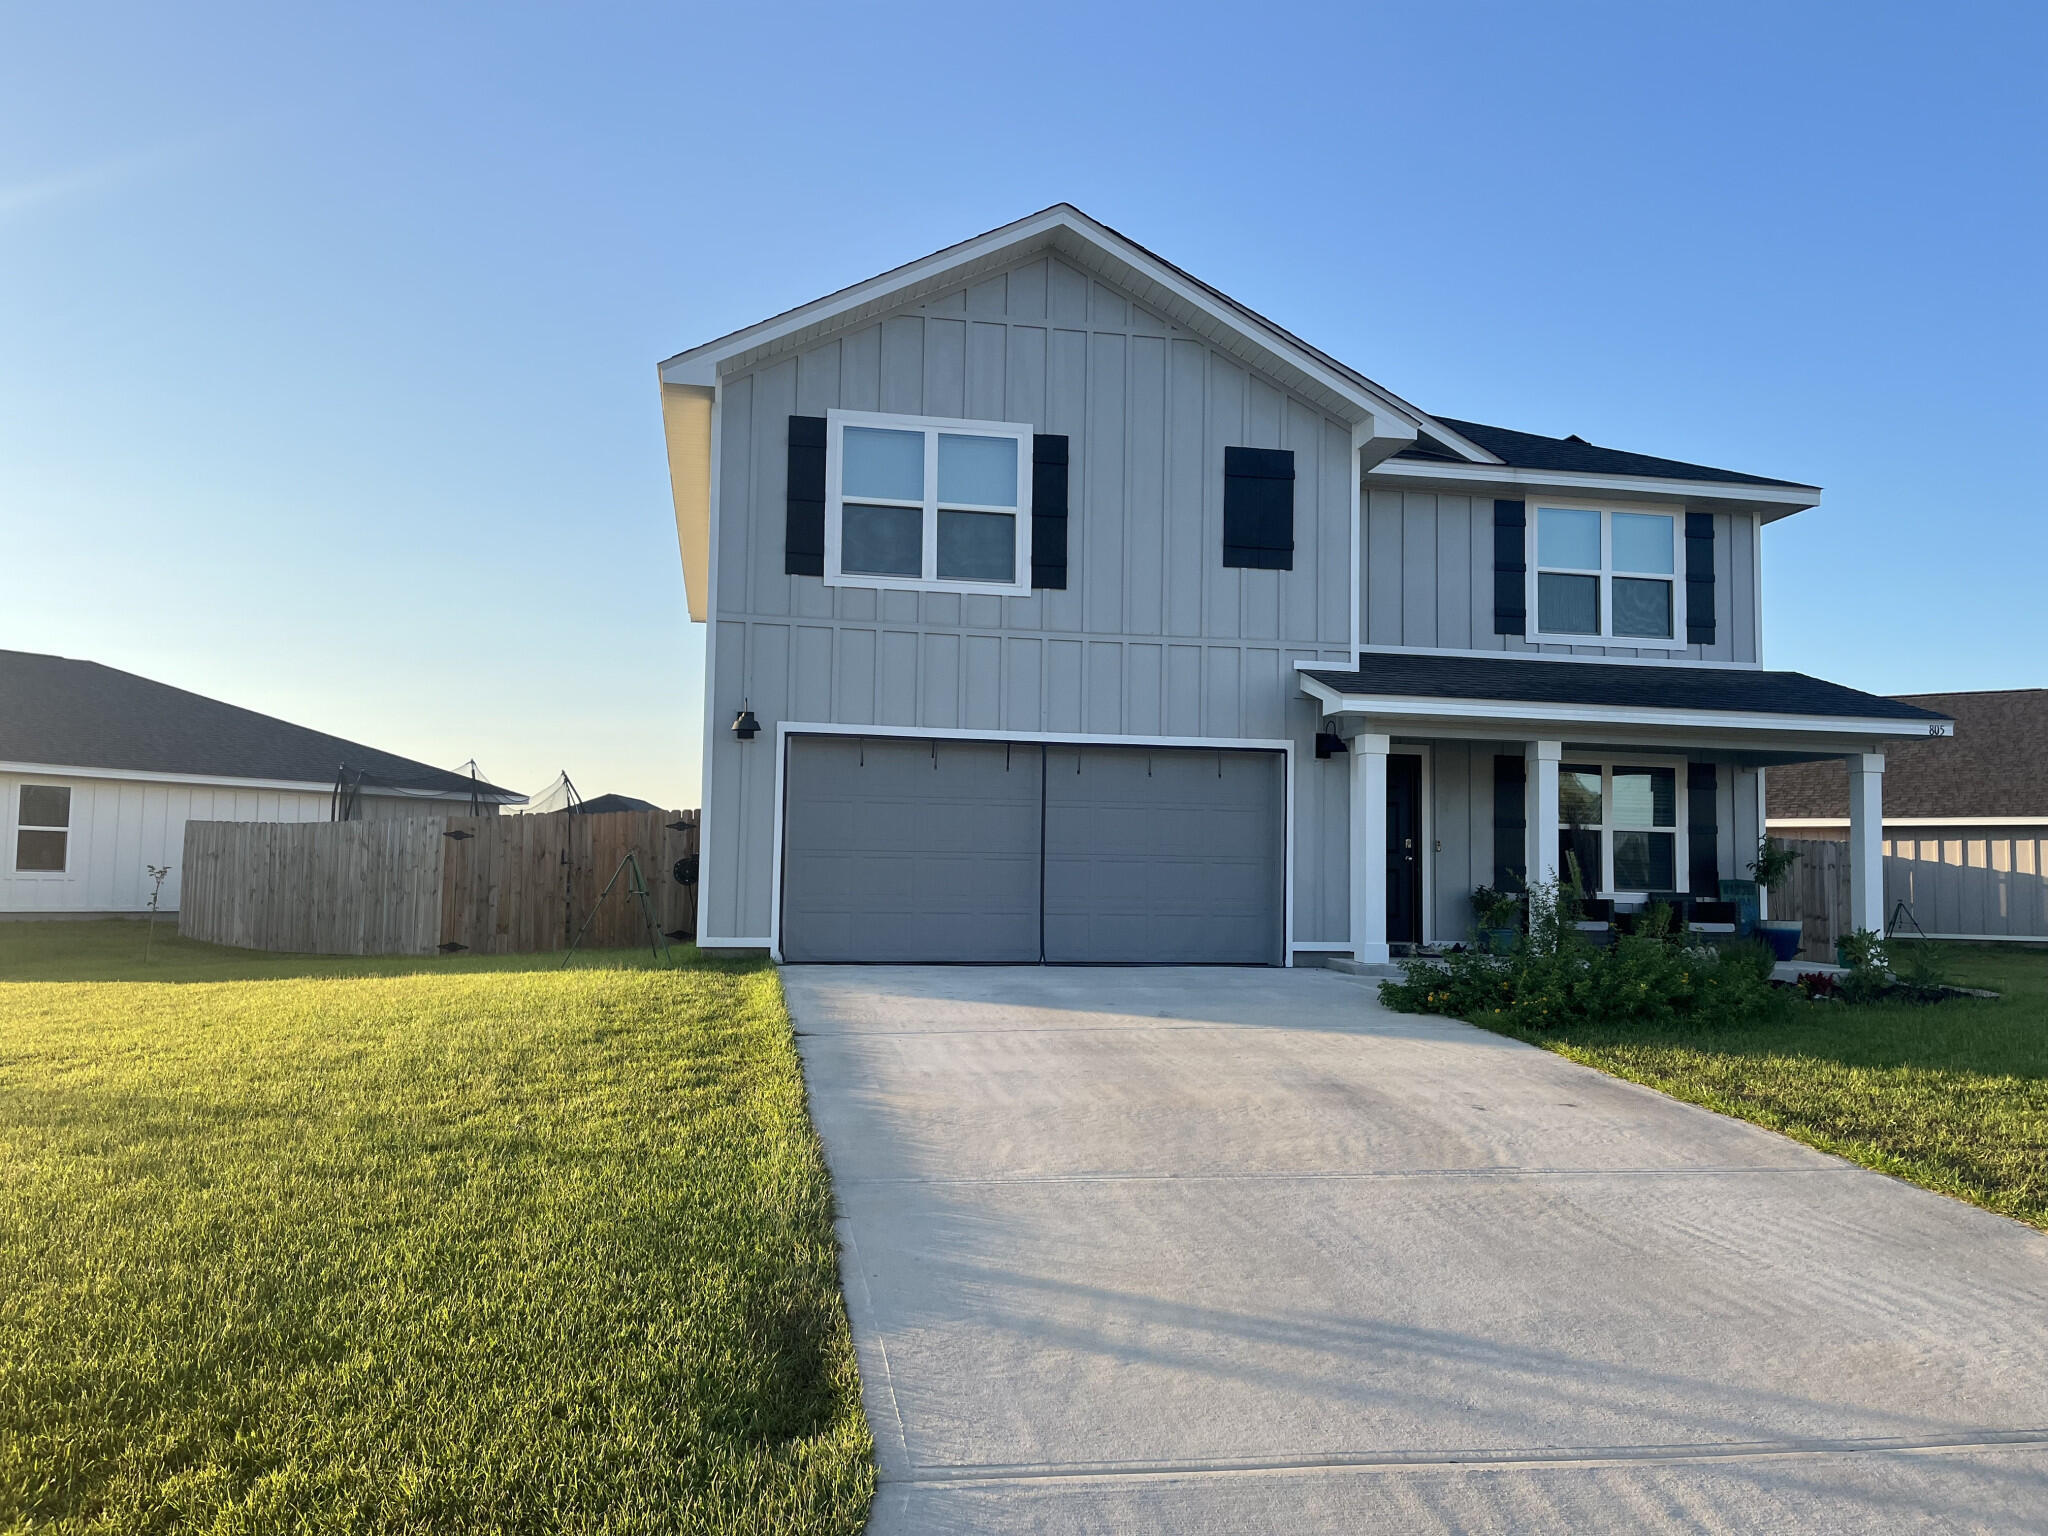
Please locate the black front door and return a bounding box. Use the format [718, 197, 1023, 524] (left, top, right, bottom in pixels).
[1386, 754, 1423, 945]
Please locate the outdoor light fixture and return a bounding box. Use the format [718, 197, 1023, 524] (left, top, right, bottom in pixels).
[730, 704, 760, 741]
[1315, 731, 1348, 760]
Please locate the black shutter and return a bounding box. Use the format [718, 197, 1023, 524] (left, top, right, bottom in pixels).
[785, 415, 827, 578]
[1687, 761, 1719, 897]
[1493, 499, 1527, 635]
[1493, 753, 1527, 891]
[1685, 512, 1716, 646]
[1031, 434, 1069, 589]
[1223, 446, 1294, 570]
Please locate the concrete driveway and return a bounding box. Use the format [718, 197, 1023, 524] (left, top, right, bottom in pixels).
[783, 965, 2048, 1533]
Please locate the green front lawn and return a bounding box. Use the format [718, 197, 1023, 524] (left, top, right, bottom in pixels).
[1482, 943, 2048, 1228]
[0, 922, 873, 1534]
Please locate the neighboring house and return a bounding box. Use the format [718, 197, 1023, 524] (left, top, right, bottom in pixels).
[574, 793, 663, 814]
[1770, 690, 2048, 942]
[0, 650, 524, 916]
[657, 205, 1949, 965]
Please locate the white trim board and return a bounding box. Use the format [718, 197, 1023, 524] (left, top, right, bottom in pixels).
[1295, 646, 1766, 673]
[767, 721, 1298, 967]
[1297, 676, 1950, 743]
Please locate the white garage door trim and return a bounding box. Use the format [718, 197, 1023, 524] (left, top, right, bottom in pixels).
[769, 721, 1297, 966]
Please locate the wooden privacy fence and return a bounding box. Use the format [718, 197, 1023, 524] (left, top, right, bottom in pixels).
[1770, 833, 2048, 955]
[180, 810, 700, 956]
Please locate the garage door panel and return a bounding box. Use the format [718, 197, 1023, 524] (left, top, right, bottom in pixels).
[1043, 745, 1283, 964]
[781, 738, 1042, 963]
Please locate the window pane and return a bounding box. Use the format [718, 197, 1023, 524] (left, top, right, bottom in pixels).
[1559, 766, 1603, 827]
[1612, 512, 1674, 574]
[1537, 507, 1600, 569]
[842, 427, 924, 501]
[1538, 572, 1599, 634]
[840, 503, 922, 576]
[1559, 829, 1602, 894]
[16, 829, 65, 872]
[1613, 577, 1673, 639]
[1613, 830, 1676, 891]
[936, 510, 1016, 583]
[19, 785, 70, 828]
[937, 433, 1017, 507]
[1611, 766, 1676, 827]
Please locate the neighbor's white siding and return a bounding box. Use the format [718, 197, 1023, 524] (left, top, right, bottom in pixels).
[0, 772, 480, 914]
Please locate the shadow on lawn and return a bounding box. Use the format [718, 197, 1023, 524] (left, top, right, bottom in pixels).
[0, 919, 757, 985]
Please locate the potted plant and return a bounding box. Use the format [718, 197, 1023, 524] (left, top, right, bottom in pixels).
[1748, 836, 1804, 962]
[1469, 885, 1522, 954]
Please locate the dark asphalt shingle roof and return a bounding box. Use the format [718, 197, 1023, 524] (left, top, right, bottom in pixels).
[1767, 690, 2048, 820]
[1396, 417, 1814, 490]
[574, 793, 662, 815]
[0, 650, 523, 801]
[1303, 653, 1951, 722]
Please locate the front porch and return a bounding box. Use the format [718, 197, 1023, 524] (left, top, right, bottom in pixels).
[1299, 653, 1953, 963]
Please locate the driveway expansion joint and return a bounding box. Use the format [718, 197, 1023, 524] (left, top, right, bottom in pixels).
[893, 1430, 2048, 1487]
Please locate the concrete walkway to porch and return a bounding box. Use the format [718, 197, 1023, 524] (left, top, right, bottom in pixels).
[784, 964, 2048, 1534]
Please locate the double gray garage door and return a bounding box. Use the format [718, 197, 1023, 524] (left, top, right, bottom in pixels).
[781, 735, 1284, 964]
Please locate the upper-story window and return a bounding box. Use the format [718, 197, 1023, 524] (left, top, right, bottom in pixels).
[824, 409, 1034, 596]
[1531, 503, 1684, 647]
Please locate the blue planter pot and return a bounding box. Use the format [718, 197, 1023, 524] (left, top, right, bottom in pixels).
[1760, 923, 1803, 962]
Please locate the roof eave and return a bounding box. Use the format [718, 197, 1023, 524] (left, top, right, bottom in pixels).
[1298, 677, 1951, 745]
[1365, 457, 1821, 516]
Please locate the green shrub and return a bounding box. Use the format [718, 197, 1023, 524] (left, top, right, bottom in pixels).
[1381, 880, 1790, 1031]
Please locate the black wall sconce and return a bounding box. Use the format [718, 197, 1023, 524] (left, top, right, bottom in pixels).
[1314, 730, 1348, 760]
[731, 702, 760, 741]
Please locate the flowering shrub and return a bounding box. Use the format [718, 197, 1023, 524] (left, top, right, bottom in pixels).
[1379, 880, 1789, 1032]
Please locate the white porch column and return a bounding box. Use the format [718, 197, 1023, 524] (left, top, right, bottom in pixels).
[1847, 751, 1886, 936]
[1350, 731, 1391, 963]
[1524, 739, 1562, 889]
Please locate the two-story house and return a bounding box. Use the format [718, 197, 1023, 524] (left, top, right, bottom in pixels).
[657, 206, 1950, 965]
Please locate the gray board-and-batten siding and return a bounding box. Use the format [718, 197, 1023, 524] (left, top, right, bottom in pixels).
[703, 252, 1362, 945]
[697, 251, 1767, 949]
[1359, 490, 1759, 662]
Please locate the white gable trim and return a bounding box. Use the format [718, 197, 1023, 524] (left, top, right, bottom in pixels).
[659, 205, 1471, 465]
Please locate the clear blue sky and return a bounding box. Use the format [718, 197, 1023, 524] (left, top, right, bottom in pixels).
[5, 2, 2041, 807]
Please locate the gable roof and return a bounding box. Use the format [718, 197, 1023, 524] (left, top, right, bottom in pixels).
[1397, 417, 1813, 491]
[1768, 690, 2048, 820]
[0, 650, 524, 802]
[658, 203, 1450, 451]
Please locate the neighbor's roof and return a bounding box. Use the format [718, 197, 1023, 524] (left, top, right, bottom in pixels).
[1395, 418, 1814, 491]
[0, 650, 524, 801]
[1302, 652, 1950, 723]
[574, 792, 662, 815]
[1768, 690, 2048, 820]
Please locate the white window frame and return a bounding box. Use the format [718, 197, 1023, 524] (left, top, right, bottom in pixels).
[1557, 755, 1689, 898]
[14, 783, 71, 875]
[823, 408, 1035, 597]
[1528, 499, 1688, 650]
